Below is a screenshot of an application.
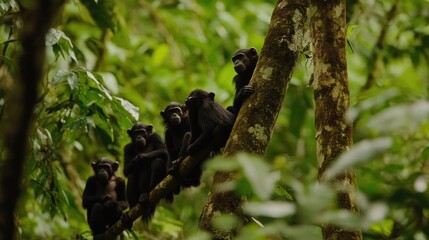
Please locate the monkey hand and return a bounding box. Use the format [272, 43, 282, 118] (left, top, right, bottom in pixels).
[104, 199, 115, 208]
[167, 157, 183, 176]
[121, 212, 133, 229]
[101, 195, 112, 206]
[237, 85, 254, 98]
[136, 153, 147, 160]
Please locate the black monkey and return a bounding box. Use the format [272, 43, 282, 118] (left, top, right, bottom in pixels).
[160, 102, 191, 166]
[227, 47, 259, 115]
[82, 158, 128, 237]
[180, 89, 235, 187]
[123, 122, 169, 222]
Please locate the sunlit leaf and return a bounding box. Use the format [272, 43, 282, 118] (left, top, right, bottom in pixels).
[80, 0, 115, 29]
[213, 215, 238, 232]
[244, 201, 295, 218]
[367, 101, 429, 133]
[236, 153, 280, 200]
[293, 182, 336, 222]
[323, 138, 393, 180]
[365, 202, 388, 222]
[67, 72, 79, 90]
[152, 44, 170, 67]
[115, 97, 139, 121]
[317, 210, 362, 229]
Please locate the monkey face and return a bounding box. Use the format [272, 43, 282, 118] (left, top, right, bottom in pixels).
[127, 122, 153, 148]
[167, 107, 182, 126]
[232, 53, 249, 74]
[91, 159, 119, 182]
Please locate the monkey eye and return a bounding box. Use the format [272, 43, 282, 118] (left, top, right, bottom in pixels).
[168, 107, 182, 114]
[134, 129, 146, 135]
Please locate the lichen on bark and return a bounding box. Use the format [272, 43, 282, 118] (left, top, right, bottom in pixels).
[198, 0, 309, 239]
[310, 0, 362, 239]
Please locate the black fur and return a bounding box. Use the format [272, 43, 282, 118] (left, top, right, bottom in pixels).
[183, 89, 235, 186]
[82, 158, 128, 236]
[161, 102, 191, 165]
[123, 122, 169, 223]
[228, 47, 259, 115]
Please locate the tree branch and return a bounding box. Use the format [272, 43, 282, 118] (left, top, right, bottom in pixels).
[102, 149, 211, 240]
[0, 0, 65, 238]
[199, 0, 309, 238]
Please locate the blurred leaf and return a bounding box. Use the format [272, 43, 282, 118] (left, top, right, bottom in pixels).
[152, 44, 170, 67]
[67, 72, 79, 90]
[244, 201, 295, 218]
[80, 0, 115, 29]
[324, 137, 393, 180]
[367, 101, 429, 133]
[348, 88, 399, 121]
[236, 153, 280, 200]
[317, 209, 362, 229]
[293, 182, 336, 222]
[364, 202, 388, 223]
[213, 215, 239, 232]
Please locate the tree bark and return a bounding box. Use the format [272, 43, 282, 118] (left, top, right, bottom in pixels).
[198, 1, 309, 239]
[0, 0, 65, 239]
[309, 0, 362, 239]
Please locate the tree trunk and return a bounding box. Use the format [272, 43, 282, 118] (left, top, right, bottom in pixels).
[0, 1, 64, 239]
[309, 0, 362, 239]
[198, 1, 309, 239]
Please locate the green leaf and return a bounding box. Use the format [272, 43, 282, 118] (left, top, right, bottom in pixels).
[114, 97, 139, 121]
[236, 153, 280, 200]
[80, 0, 115, 29]
[367, 101, 429, 133]
[152, 44, 170, 67]
[324, 138, 393, 180]
[67, 72, 79, 90]
[244, 201, 295, 218]
[46, 29, 78, 62]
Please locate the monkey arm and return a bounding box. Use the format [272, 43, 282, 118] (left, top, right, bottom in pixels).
[135, 148, 168, 162]
[187, 131, 211, 156]
[115, 177, 128, 210]
[134, 134, 169, 162]
[233, 85, 254, 110]
[123, 160, 134, 177]
[82, 176, 101, 209]
[123, 146, 135, 177]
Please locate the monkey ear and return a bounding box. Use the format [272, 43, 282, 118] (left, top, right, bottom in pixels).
[181, 105, 188, 113]
[209, 92, 215, 100]
[146, 124, 153, 133]
[112, 161, 119, 172]
[160, 110, 165, 118]
[91, 162, 97, 170]
[249, 47, 257, 56]
[127, 129, 132, 136]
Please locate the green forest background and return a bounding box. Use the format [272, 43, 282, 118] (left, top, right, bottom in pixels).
[1, 0, 429, 239]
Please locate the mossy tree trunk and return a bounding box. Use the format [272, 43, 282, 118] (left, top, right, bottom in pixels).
[0, 1, 65, 239]
[309, 0, 362, 239]
[198, 0, 309, 239]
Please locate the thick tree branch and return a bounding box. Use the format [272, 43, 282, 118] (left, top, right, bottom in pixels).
[310, 0, 362, 239]
[199, 0, 309, 239]
[102, 1, 309, 238]
[0, 0, 65, 239]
